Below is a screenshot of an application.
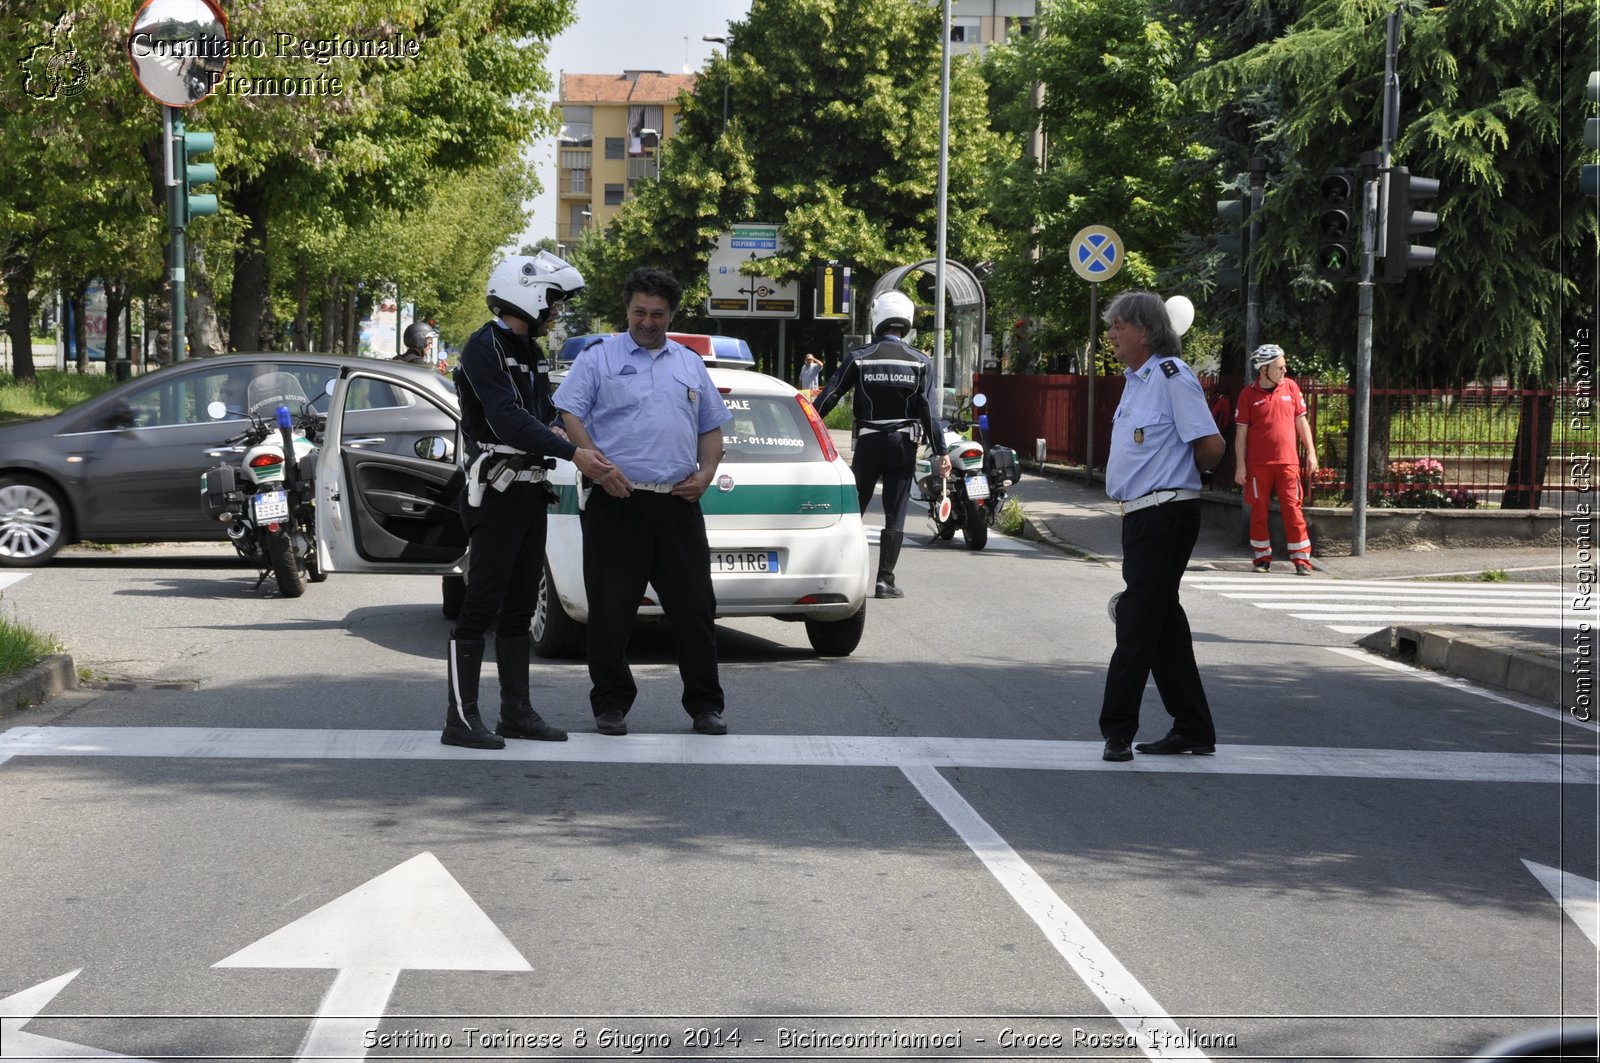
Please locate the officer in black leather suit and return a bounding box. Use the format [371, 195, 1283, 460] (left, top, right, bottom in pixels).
[813, 290, 952, 599]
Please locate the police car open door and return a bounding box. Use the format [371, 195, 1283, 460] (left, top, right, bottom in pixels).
[313, 368, 467, 574]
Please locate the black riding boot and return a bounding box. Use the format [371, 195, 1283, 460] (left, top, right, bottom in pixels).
[875, 529, 905, 599]
[493, 634, 567, 741]
[441, 636, 505, 749]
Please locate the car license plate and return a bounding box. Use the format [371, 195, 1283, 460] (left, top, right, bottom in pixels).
[966, 473, 991, 500]
[254, 489, 289, 523]
[712, 550, 780, 573]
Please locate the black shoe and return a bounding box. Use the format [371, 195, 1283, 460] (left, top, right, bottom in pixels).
[691, 710, 728, 735]
[1103, 740, 1133, 762]
[875, 580, 904, 599]
[1134, 733, 1216, 755]
[441, 719, 506, 750]
[496, 709, 568, 742]
[594, 710, 628, 736]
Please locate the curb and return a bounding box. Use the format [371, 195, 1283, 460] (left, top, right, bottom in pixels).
[1356, 626, 1560, 706]
[0, 654, 78, 712]
[1017, 512, 1115, 566]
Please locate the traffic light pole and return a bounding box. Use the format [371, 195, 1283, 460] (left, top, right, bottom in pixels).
[1350, 159, 1380, 558]
[1245, 157, 1267, 356]
[163, 106, 187, 364]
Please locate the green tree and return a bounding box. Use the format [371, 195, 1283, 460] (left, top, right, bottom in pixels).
[574, 0, 1009, 360]
[1192, 0, 1594, 383]
[979, 0, 1214, 372]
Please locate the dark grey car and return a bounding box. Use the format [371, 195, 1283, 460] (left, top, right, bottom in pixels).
[0, 354, 455, 566]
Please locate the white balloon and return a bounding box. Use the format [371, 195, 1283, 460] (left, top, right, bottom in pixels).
[1165, 294, 1196, 337]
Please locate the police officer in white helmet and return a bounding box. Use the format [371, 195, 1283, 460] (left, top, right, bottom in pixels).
[443, 252, 616, 749]
[813, 290, 952, 598]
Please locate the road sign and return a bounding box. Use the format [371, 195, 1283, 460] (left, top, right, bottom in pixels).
[1068, 225, 1123, 282]
[706, 223, 798, 318]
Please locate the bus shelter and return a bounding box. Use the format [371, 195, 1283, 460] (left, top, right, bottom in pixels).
[868, 260, 986, 419]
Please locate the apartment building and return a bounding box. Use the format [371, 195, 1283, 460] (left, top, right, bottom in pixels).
[949, 0, 1035, 55]
[555, 70, 696, 250]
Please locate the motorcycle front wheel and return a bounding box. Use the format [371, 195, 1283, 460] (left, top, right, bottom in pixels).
[268, 528, 308, 597]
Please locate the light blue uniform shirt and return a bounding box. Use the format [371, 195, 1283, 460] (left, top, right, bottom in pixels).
[553, 333, 731, 483]
[1104, 355, 1218, 502]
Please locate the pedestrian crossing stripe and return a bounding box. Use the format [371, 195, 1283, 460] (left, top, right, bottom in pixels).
[1184, 576, 1576, 635]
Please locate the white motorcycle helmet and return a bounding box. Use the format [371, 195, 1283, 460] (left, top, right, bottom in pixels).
[869, 290, 917, 343]
[486, 250, 585, 326]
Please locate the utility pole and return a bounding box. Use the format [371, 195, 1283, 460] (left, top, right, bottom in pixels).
[931, 0, 952, 413]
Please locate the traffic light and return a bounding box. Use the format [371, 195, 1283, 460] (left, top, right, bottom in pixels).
[1583, 71, 1599, 198]
[183, 129, 219, 221]
[1315, 168, 1358, 282]
[1380, 166, 1439, 284]
[1214, 197, 1248, 294]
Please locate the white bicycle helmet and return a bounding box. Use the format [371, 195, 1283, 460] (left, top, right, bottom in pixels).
[486, 251, 585, 325]
[1251, 343, 1286, 369]
[869, 290, 917, 342]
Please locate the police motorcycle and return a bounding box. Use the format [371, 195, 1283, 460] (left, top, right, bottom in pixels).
[911, 392, 1021, 551]
[199, 372, 329, 597]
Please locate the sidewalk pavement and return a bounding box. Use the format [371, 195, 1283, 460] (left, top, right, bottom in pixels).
[1005, 460, 1569, 706]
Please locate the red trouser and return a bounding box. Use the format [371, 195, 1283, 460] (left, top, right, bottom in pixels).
[1247, 463, 1311, 563]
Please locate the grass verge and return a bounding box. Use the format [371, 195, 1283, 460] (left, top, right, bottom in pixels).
[0, 608, 64, 678]
[0, 371, 122, 420]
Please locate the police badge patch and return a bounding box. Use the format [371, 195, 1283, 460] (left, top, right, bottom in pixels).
[1134, 427, 1144, 444]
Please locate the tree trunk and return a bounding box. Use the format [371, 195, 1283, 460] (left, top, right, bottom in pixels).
[71, 282, 89, 373]
[227, 178, 270, 352]
[3, 248, 36, 382]
[1501, 390, 1554, 510]
[293, 266, 311, 351]
[103, 278, 125, 372]
[343, 284, 358, 355]
[319, 278, 338, 353]
[186, 244, 226, 357]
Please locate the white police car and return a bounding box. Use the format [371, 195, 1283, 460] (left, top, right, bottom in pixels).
[312, 339, 870, 658]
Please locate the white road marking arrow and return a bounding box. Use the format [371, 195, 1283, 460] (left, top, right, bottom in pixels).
[1524, 859, 1600, 949]
[214, 852, 531, 1061]
[0, 969, 160, 1061]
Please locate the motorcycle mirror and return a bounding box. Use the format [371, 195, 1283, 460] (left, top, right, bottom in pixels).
[324, 378, 337, 397]
[971, 393, 987, 408]
[206, 401, 228, 420]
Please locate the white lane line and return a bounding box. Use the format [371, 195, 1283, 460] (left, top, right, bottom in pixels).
[1188, 577, 1563, 591]
[1329, 625, 1386, 635]
[1219, 591, 1567, 602]
[0, 572, 29, 592]
[1253, 603, 1557, 614]
[0, 727, 1589, 784]
[1523, 860, 1600, 950]
[1324, 646, 1598, 732]
[1287, 613, 1566, 628]
[902, 764, 1208, 1060]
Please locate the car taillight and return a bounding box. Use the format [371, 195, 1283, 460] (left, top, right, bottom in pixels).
[249, 454, 280, 469]
[796, 393, 839, 462]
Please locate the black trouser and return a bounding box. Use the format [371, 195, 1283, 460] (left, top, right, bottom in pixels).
[580, 489, 723, 718]
[454, 481, 549, 641]
[1099, 500, 1215, 744]
[852, 431, 917, 531]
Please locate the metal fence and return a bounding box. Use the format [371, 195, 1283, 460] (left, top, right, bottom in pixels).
[974, 372, 1594, 509]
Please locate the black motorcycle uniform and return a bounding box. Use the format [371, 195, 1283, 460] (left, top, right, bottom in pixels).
[813, 336, 947, 532]
[453, 319, 577, 641]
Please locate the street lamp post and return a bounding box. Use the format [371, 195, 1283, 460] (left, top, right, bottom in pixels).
[702, 35, 730, 129]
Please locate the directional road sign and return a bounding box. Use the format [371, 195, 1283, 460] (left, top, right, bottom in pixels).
[1068, 224, 1124, 282]
[706, 223, 799, 318]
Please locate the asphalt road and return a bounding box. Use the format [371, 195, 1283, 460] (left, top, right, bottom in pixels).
[0, 533, 1594, 1062]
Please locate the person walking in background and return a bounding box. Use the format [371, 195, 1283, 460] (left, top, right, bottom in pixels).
[396, 323, 432, 365]
[1097, 290, 1225, 763]
[553, 267, 733, 738]
[812, 291, 952, 599]
[799, 352, 824, 396]
[1234, 343, 1318, 575]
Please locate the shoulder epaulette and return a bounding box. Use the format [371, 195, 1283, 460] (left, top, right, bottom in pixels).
[1159, 359, 1181, 378]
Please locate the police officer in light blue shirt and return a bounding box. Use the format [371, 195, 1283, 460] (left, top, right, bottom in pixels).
[1097, 291, 1226, 764]
[554, 267, 733, 739]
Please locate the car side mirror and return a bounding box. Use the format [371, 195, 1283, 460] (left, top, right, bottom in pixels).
[415, 436, 453, 462]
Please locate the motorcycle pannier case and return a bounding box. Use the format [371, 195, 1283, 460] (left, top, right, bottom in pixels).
[987, 445, 1021, 486]
[201, 463, 245, 521]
